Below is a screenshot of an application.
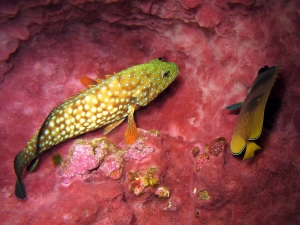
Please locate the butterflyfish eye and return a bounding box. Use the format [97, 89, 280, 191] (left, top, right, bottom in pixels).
[158, 57, 163, 61]
[162, 70, 170, 78]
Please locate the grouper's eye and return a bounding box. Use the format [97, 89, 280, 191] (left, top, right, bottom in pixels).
[162, 70, 170, 78]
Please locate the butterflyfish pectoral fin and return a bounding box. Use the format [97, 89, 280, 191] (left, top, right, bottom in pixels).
[103, 118, 126, 135]
[243, 141, 261, 160]
[124, 105, 138, 145]
[230, 133, 246, 155]
[226, 102, 244, 111]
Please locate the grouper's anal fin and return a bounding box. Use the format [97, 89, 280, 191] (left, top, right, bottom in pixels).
[28, 158, 40, 173]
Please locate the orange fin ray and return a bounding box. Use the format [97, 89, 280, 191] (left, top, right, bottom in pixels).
[124, 105, 138, 145]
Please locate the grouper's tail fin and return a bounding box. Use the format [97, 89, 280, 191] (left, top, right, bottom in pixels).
[15, 179, 26, 199]
[14, 150, 36, 199]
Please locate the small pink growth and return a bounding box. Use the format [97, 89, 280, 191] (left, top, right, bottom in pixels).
[131, 179, 146, 196]
[99, 153, 124, 180]
[192, 146, 200, 158]
[163, 201, 177, 212]
[206, 137, 227, 156]
[2, 186, 13, 198]
[129, 166, 159, 196]
[155, 186, 170, 198]
[194, 153, 210, 172]
[124, 139, 154, 161]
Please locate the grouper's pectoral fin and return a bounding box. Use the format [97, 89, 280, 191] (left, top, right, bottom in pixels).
[243, 141, 261, 160]
[124, 105, 138, 145]
[103, 118, 126, 135]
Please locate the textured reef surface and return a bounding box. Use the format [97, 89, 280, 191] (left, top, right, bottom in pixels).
[1, 0, 300, 224]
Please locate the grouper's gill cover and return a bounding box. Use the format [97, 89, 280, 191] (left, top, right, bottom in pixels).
[14, 59, 179, 199]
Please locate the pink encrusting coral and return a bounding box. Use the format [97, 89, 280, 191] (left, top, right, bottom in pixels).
[206, 137, 227, 156]
[60, 135, 159, 189]
[128, 166, 159, 196]
[99, 153, 124, 180]
[60, 140, 106, 182]
[61, 138, 128, 182]
[194, 152, 210, 172]
[60, 135, 157, 183]
[1, 0, 300, 224]
[124, 138, 155, 161]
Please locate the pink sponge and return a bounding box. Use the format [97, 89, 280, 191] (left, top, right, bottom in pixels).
[60, 138, 124, 182]
[99, 153, 124, 180]
[124, 138, 155, 161]
[60, 141, 104, 183]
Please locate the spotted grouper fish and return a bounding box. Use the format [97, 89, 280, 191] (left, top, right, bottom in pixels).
[14, 58, 178, 199]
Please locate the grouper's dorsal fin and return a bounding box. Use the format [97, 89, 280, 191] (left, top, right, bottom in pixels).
[80, 76, 98, 87]
[105, 75, 113, 79]
[80, 75, 113, 90]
